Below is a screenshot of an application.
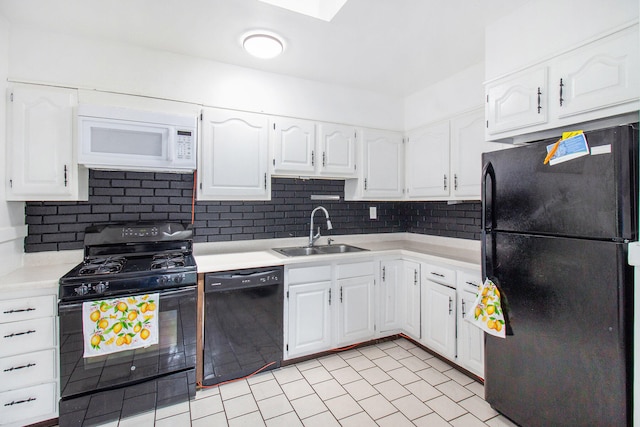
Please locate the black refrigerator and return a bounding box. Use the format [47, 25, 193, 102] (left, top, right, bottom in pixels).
[482, 123, 638, 427]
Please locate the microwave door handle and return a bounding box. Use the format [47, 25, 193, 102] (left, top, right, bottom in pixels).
[167, 128, 175, 162]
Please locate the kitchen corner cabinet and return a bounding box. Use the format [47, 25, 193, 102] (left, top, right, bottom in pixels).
[0, 288, 58, 426]
[199, 108, 270, 200]
[345, 128, 403, 200]
[378, 260, 402, 334]
[420, 264, 457, 360]
[486, 23, 639, 141]
[406, 109, 504, 200]
[6, 83, 88, 201]
[402, 261, 421, 339]
[270, 119, 357, 178]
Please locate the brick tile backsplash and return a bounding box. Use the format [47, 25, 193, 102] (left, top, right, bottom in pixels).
[24, 170, 481, 252]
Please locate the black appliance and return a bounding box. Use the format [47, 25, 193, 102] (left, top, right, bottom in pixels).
[482, 123, 638, 427]
[203, 266, 283, 386]
[58, 222, 198, 427]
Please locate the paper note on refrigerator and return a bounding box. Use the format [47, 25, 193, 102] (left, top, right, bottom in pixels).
[546, 132, 589, 165]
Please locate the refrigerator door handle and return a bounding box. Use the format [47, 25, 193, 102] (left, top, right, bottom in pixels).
[482, 161, 496, 280]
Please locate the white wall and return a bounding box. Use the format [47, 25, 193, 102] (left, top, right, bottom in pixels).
[0, 14, 26, 275]
[404, 62, 485, 131]
[485, 0, 639, 80]
[7, 25, 404, 131]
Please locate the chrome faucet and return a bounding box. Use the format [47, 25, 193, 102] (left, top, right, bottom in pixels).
[309, 206, 333, 247]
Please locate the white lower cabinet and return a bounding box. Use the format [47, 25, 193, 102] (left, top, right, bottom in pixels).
[0, 288, 58, 427]
[286, 265, 332, 358]
[378, 259, 402, 334]
[421, 263, 485, 378]
[421, 264, 457, 360]
[285, 261, 374, 359]
[402, 261, 421, 339]
[456, 270, 484, 377]
[285, 255, 483, 378]
[336, 262, 375, 347]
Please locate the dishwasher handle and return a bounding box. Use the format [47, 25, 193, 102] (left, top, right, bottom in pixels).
[204, 267, 284, 293]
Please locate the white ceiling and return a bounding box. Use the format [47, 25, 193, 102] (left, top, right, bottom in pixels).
[0, 0, 529, 97]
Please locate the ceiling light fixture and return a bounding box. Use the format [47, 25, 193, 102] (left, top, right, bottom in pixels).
[242, 33, 284, 59]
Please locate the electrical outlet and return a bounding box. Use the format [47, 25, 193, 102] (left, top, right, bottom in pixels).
[369, 206, 377, 220]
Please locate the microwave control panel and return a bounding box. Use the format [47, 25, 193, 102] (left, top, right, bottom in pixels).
[176, 130, 194, 160]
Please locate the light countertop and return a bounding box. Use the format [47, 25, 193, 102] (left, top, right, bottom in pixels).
[0, 233, 481, 294]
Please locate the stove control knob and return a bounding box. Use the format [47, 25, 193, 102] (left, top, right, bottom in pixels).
[74, 284, 89, 296]
[174, 274, 184, 284]
[94, 281, 109, 294]
[158, 276, 169, 285]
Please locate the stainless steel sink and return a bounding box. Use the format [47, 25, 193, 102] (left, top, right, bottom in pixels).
[273, 244, 368, 257]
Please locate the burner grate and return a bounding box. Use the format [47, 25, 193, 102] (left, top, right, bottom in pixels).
[79, 256, 126, 275]
[151, 252, 186, 270]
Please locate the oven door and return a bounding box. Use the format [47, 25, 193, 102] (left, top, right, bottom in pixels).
[59, 286, 196, 399]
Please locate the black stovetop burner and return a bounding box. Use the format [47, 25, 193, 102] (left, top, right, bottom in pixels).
[59, 222, 197, 301]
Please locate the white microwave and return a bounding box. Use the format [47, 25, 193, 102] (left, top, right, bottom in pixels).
[77, 105, 197, 173]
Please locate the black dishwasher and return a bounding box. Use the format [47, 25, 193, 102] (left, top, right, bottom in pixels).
[203, 266, 284, 386]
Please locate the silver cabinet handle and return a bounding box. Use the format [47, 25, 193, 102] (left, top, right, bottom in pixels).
[3, 308, 36, 314]
[448, 297, 453, 314]
[4, 397, 36, 407]
[4, 363, 36, 372]
[4, 330, 36, 339]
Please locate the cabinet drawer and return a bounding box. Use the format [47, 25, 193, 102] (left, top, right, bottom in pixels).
[0, 382, 57, 425]
[0, 349, 56, 392]
[0, 317, 55, 358]
[423, 264, 456, 287]
[288, 265, 332, 284]
[336, 261, 374, 279]
[457, 271, 482, 294]
[0, 294, 56, 324]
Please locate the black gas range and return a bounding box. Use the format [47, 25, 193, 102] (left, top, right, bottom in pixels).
[59, 222, 197, 302]
[58, 222, 198, 427]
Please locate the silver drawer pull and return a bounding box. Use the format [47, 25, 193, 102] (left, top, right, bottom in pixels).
[3, 308, 36, 314]
[465, 281, 477, 286]
[4, 330, 36, 338]
[4, 397, 36, 407]
[431, 272, 445, 277]
[4, 363, 36, 372]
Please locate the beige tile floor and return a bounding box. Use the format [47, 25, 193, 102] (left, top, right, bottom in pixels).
[93, 337, 520, 426]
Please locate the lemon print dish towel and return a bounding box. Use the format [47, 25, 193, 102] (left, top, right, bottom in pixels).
[83, 293, 159, 357]
[465, 278, 505, 338]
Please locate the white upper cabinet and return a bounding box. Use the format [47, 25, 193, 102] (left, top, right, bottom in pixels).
[271, 119, 357, 178]
[405, 120, 450, 199]
[6, 83, 88, 201]
[451, 109, 506, 199]
[551, 25, 639, 120]
[486, 23, 639, 141]
[199, 108, 270, 200]
[346, 128, 403, 200]
[271, 118, 316, 175]
[318, 123, 358, 178]
[485, 67, 548, 136]
[405, 109, 506, 201]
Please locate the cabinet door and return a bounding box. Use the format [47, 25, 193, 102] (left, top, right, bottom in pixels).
[421, 280, 456, 360]
[402, 261, 421, 339]
[271, 118, 316, 175]
[362, 128, 404, 199]
[336, 275, 375, 347]
[553, 26, 640, 120]
[317, 123, 357, 177]
[378, 260, 402, 334]
[451, 109, 507, 199]
[457, 287, 484, 378]
[199, 108, 269, 200]
[287, 281, 332, 358]
[7, 84, 87, 201]
[406, 121, 450, 198]
[486, 66, 548, 136]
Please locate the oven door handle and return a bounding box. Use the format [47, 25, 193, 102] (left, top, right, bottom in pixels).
[58, 285, 196, 313]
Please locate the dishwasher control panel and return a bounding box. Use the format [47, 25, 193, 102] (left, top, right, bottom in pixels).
[204, 266, 283, 291]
